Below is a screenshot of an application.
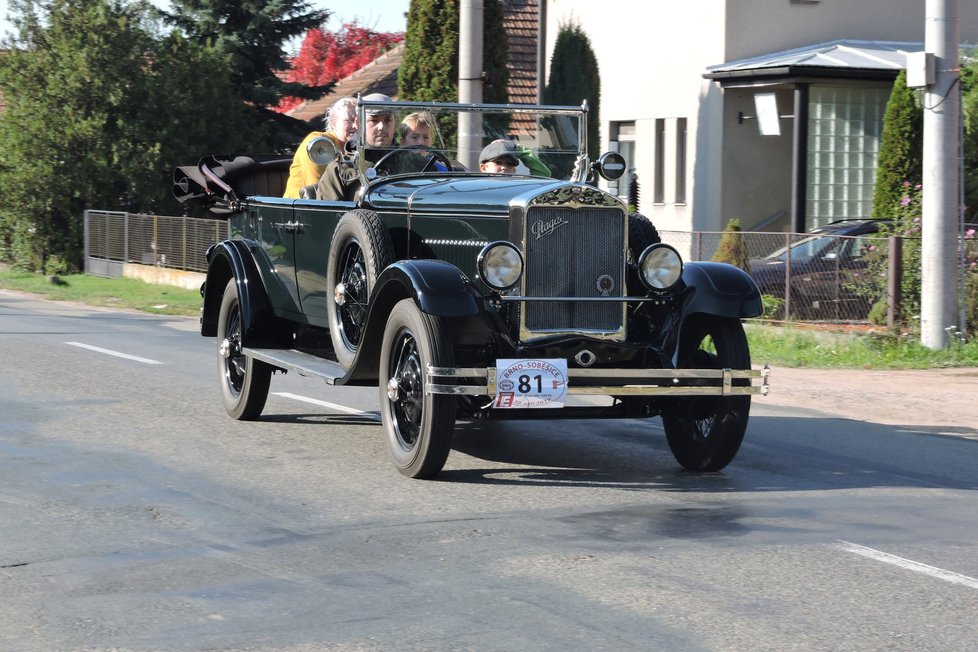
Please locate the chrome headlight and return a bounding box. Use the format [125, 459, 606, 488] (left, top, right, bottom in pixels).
[638, 243, 683, 291]
[477, 241, 523, 290]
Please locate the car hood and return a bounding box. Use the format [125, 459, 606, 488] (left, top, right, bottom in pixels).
[366, 176, 568, 214]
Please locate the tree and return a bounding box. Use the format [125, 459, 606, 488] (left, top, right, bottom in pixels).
[962, 50, 978, 223]
[160, 0, 331, 148]
[871, 70, 923, 219]
[275, 23, 404, 114]
[0, 0, 252, 272]
[711, 218, 750, 272]
[398, 0, 509, 104]
[544, 22, 600, 161]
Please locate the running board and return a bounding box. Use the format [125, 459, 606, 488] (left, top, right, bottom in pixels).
[245, 348, 348, 384]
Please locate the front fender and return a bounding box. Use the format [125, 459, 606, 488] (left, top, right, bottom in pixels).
[680, 261, 762, 320]
[344, 260, 488, 383]
[201, 240, 287, 347]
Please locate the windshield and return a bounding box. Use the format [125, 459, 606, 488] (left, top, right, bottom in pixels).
[352, 100, 586, 182]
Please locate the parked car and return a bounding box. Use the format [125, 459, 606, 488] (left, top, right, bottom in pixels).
[748, 218, 890, 320]
[174, 98, 769, 478]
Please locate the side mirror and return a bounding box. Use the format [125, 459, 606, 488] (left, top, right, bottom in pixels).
[594, 151, 626, 181]
[307, 136, 339, 166]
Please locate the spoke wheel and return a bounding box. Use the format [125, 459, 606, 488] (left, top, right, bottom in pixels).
[327, 210, 394, 368]
[379, 299, 456, 478]
[662, 316, 751, 472]
[217, 278, 271, 420]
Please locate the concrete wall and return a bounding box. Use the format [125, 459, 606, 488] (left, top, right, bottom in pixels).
[123, 263, 205, 291]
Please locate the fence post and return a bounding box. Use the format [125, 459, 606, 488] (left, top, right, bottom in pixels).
[783, 232, 792, 324]
[887, 236, 903, 330]
[123, 212, 129, 265]
[182, 218, 187, 271]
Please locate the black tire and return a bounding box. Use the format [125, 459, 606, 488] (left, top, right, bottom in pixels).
[379, 299, 457, 478]
[217, 278, 272, 420]
[662, 316, 751, 472]
[627, 212, 662, 293]
[327, 210, 394, 368]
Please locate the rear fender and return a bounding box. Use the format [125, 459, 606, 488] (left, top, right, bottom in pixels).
[201, 241, 288, 347]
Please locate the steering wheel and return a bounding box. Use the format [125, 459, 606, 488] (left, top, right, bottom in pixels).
[372, 145, 454, 176]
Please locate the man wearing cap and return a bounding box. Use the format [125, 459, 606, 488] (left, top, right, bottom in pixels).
[479, 139, 519, 174]
[316, 93, 396, 201]
[479, 139, 551, 177]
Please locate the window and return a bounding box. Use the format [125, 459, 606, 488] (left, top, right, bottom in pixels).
[654, 119, 665, 204]
[806, 85, 889, 228]
[675, 118, 687, 204]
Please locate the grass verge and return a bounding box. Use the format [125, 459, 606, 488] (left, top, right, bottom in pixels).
[0, 271, 201, 317]
[745, 322, 978, 369]
[2, 271, 977, 369]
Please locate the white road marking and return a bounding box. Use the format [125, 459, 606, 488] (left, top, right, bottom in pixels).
[272, 392, 381, 421]
[65, 341, 163, 365]
[838, 540, 978, 590]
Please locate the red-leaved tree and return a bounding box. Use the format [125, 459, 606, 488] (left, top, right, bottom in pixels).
[275, 22, 404, 113]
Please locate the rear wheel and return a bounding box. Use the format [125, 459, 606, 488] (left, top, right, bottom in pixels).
[379, 299, 456, 478]
[662, 316, 751, 472]
[217, 278, 271, 420]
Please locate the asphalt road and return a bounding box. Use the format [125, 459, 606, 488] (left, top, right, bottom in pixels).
[2, 290, 977, 652]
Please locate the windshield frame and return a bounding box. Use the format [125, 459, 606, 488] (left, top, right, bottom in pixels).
[352, 98, 590, 186]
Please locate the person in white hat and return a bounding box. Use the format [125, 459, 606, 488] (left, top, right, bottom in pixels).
[316, 93, 395, 201]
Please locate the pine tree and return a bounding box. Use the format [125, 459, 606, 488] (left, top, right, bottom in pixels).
[871, 70, 922, 219]
[398, 0, 508, 104]
[544, 22, 600, 160]
[161, 0, 331, 148]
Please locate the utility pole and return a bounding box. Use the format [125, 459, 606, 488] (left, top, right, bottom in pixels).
[920, 0, 961, 349]
[458, 0, 484, 170]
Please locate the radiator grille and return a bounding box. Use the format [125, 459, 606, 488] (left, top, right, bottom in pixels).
[522, 206, 625, 335]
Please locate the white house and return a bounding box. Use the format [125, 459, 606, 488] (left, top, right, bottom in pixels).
[541, 0, 978, 232]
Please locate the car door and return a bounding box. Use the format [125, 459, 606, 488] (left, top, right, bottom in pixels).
[290, 199, 353, 327]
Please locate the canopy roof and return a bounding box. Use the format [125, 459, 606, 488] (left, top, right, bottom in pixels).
[704, 40, 921, 85]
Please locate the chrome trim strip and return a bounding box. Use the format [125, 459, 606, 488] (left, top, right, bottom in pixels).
[501, 295, 661, 303]
[426, 365, 771, 398]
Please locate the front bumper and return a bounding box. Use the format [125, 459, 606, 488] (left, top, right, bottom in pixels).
[426, 365, 770, 397]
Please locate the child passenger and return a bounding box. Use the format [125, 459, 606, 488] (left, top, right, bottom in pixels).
[398, 111, 436, 147]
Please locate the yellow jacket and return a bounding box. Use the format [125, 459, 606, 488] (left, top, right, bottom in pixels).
[283, 131, 343, 198]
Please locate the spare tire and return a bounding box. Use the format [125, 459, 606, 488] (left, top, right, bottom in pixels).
[627, 212, 662, 293]
[326, 209, 395, 368]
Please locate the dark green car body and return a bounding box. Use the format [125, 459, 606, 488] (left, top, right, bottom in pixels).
[177, 100, 769, 478]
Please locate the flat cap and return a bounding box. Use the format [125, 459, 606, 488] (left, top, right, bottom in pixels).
[479, 139, 518, 164]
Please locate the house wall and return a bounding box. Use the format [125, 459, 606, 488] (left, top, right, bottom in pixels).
[542, 0, 978, 233]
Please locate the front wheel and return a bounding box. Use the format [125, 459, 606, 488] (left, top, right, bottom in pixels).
[217, 278, 272, 420]
[379, 299, 456, 478]
[662, 316, 751, 472]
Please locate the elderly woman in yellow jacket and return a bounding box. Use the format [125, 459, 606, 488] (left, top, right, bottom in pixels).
[283, 96, 356, 198]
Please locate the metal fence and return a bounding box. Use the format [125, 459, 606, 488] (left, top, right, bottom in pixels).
[84, 210, 228, 278]
[661, 229, 891, 324]
[84, 211, 900, 326]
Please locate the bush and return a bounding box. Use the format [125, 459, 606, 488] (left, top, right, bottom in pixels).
[711, 218, 750, 271]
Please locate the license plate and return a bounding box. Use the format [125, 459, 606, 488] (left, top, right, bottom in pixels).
[494, 358, 568, 408]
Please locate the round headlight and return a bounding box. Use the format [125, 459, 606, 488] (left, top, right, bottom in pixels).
[477, 241, 523, 290]
[638, 243, 683, 291]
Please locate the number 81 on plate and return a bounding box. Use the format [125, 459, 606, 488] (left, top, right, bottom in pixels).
[494, 359, 568, 409]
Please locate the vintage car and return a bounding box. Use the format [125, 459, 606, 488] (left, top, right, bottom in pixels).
[173, 98, 769, 479]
